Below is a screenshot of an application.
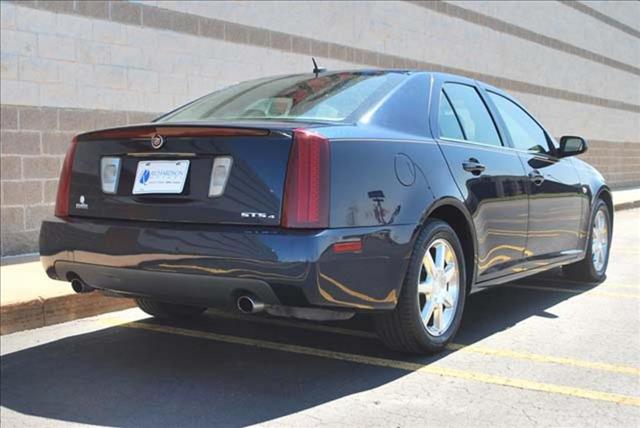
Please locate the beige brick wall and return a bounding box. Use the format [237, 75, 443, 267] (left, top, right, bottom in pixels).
[580, 142, 640, 189]
[0, 104, 155, 255]
[0, 0, 638, 256]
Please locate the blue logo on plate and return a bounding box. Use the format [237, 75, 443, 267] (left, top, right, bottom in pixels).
[140, 169, 150, 184]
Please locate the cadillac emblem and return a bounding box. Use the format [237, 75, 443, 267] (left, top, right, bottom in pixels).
[150, 134, 164, 150]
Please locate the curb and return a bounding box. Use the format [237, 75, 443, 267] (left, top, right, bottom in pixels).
[0, 198, 637, 336]
[614, 200, 640, 211]
[0, 293, 135, 335]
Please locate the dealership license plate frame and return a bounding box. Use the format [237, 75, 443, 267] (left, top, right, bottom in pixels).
[132, 160, 190, 195]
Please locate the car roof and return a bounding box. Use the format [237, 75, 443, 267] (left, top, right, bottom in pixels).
[307, 69, 505, 92]
[234, 69, 505, 95]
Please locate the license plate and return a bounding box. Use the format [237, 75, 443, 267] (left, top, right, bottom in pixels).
[132, 160, 190, 195]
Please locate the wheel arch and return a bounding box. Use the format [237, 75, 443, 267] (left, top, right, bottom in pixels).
[421, 198, 477, 293]
[578, 185, 613, 255]
[594, 186, 613, 229]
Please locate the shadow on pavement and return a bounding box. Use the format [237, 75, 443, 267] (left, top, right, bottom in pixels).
[0, 273, 599, 427]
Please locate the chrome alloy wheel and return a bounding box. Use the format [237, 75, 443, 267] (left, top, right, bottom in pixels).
[418, 238, 460, 336]
[591, 208, 609, 273]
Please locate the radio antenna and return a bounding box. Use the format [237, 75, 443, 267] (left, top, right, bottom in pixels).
[312, 57, 326, 78]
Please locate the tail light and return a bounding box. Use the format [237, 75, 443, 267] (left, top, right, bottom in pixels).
[55, 136, 78, 217]
[282, 129, 330, 228]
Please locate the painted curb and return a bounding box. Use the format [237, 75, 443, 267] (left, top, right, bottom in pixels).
[614, 200, 640, 211]
[0, 293, 135, 335]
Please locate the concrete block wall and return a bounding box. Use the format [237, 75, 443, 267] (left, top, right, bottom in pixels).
[0, 0, 638, 256]
[0, 104, 156, 255]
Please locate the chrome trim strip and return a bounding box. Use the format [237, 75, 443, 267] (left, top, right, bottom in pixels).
[126, 152, 196, 158]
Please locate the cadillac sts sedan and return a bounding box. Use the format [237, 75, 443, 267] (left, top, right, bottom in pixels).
[40, 70, 612, 353]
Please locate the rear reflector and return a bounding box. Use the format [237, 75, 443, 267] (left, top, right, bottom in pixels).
[282, 129, 330, 228]
[209, 156, 233, 197]
[55, 136, 78, 217]
[100, 157, 121, 194]
[333, 240, 363, 254]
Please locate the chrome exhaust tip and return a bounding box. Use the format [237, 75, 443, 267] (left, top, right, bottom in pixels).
[237, 295, 265, 314]
[70, 278, 93, 293]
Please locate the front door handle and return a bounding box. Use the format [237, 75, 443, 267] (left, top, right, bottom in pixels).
[529, 170, 545, 185]
[462, 158, 486, 175]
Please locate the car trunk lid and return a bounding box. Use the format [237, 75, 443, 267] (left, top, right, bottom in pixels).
[68, 123, 294, 226]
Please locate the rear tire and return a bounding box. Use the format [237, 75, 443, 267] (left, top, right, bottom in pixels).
[375, 219, 467, 354]
[135, 298, 206, 320]
[563, 199, 611, 282]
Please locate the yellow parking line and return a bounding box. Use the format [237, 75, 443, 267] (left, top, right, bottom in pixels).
[203, 309, 639, 376]
[510, 284, 639, 299]
[444, 343, 640, 376]
[107, 319, 640, 407]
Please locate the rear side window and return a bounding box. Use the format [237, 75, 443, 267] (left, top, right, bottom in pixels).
[488, 92, 550, 153]
[438, 91, 464, 140]
[442, 83, 502, 147]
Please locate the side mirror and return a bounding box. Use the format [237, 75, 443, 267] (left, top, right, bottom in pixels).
[558, 136, 588, 158]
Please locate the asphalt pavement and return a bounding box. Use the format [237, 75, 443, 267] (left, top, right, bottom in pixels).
[1, 209, 639, 427]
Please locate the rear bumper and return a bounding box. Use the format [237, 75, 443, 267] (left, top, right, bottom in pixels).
[40, 217, 417, 311]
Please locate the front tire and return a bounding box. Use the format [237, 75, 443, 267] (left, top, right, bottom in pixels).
[375, 219, 467, 354]
[135, 298, 207, 320]
[563, 199, 611, 282]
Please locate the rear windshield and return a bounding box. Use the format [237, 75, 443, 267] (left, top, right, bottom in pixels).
[157, 71, 407, 123]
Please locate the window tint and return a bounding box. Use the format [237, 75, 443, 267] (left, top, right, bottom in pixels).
[438, 91, 465, 140]
[443, 83, 502, 146]
[488, 92, 549, 153]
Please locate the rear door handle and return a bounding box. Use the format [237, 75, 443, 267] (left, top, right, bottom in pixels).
[529, 170, 545, 185]
[462, 158, 486, 175]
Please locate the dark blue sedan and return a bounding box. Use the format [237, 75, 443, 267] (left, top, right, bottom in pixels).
[40, 70, 612, 353]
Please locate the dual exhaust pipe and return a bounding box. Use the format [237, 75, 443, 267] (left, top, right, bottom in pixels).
[72, 280, 352, 321]
[71, 277, 262, 310]
[70, 277, 266, 313]
[69, 280, 339, 320]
